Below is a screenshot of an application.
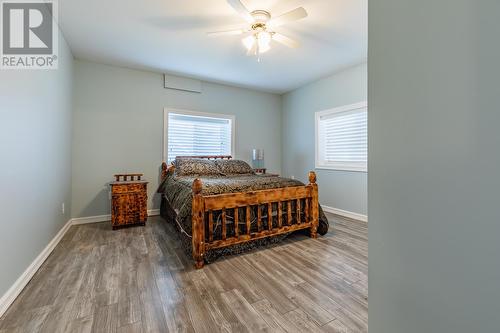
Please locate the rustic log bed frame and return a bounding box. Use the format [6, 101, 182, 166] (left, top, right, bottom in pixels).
[160, 155, 319, 269]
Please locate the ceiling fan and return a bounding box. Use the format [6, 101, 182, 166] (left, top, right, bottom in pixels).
[207, 0, 308, 57]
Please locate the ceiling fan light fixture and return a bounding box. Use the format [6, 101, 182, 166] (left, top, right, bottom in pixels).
[242, 34, 255, 51]
[242, 32, 271, 54]
[257, 31, 271, 53]
[213, 1, 306, 57]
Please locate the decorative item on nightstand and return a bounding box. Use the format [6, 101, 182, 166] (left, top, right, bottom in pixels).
[252, 148, 265, 174]
[110, 174, 148, 230]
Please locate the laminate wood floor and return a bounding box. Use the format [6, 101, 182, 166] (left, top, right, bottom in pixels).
[0, 213, 367, 333]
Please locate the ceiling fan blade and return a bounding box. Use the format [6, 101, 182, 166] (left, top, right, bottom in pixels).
[207, 29, 246, 37]
[227, 0, 254, 23]
[273, 33, 300, 48]
[268, 7, 307, 27]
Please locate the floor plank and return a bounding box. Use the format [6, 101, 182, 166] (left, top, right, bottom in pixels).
[0, 213, 367, 332]
[220, 289, 269, 332]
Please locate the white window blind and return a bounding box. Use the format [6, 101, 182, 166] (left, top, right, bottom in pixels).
[316, 102, 367, 172]
[166, 112, 233, 162]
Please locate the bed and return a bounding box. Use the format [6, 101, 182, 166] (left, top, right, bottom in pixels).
[157, 155, 329, 268]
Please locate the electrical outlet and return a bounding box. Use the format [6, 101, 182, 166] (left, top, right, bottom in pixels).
[61, 202, 65, 215]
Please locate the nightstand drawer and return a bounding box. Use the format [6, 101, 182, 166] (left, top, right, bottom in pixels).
[111, 183, 146, 194]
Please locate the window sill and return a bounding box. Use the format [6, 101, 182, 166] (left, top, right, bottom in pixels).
[315, 165, 367, 173]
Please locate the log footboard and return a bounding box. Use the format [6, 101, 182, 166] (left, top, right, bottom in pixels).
[191, 171, 319, 269]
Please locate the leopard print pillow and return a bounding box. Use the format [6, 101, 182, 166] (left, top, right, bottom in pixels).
[215, 159, 255, 175]
[174, 158, 222, 176]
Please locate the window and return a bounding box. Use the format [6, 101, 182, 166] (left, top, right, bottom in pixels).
[164, 109, 235, 162]
[315, 102, 367, 172]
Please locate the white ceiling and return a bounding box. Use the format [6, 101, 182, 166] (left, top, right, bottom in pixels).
[59, 0, 367, 94]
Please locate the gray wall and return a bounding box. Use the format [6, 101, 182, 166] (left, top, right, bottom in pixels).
[0, 34, 73, 296]
[72, 60, 282, 218]
[282, 63, 367, 215]
[369, 1, 500, 332]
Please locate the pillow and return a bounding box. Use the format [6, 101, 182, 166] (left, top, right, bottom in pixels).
[215, 159, 255, 175]
[174, 158, 221, 176]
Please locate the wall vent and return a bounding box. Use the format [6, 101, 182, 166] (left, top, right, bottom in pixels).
[164, 74, 202, 93]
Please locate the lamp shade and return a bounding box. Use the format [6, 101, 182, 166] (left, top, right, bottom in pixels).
[252, 149, 264, 160]
[252, 149, 264, 169]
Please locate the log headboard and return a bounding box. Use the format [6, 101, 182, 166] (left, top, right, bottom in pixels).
[161, 155, 233, 179]
[175, 155, 232, 161]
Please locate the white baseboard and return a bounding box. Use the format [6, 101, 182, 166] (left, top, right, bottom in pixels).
[71, 214, 110, 225]
[71, 209, 161, 225]
[0, 208, 162, 317]
[148, 209, 160, 216]
[321, 205, 368, 222]
[0, 218, 73, 317]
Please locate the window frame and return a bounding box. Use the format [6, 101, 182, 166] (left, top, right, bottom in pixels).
[315, 101, 368, 173]
[163, 108, 236, 162]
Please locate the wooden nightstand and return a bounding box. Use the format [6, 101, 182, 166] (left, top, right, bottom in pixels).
[110, 174, 148, 230]
[253, 168, 279, 177]
[253, 168, 267, 174]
